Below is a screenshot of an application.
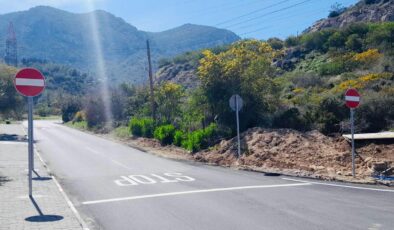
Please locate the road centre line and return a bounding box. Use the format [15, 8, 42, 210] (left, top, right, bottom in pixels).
[110, 160, 133, 170]
[82, 182, 311, 205]
[282, 177, 394, 193]
[85, 147, 132, 170]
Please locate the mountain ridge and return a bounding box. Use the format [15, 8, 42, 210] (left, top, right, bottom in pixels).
[0, 6, 240, 84]
[307, 0, 394, 32]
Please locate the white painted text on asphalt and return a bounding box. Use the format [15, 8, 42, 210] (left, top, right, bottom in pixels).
[115, 173, 195, 186]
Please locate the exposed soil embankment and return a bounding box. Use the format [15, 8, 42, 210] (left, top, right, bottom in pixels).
[194, 128, 394, 184]
[93, 125, 393, 185]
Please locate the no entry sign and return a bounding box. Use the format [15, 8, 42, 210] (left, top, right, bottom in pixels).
[345, 88, 360, 109]
[345, 88, 361, 178]
[14, 68, 45, 97]
[13, 68, 46, 197]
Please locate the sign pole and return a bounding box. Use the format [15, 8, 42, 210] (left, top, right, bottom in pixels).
[236, 97, 241, 158]
[28, 96, 33, 197]
[345, 88, 360, 178]
[350, 108, 355, 177]
[14, 68, 46, 198]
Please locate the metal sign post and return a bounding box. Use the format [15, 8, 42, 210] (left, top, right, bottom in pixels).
[14, 68, 46, 197]
[350, 108, 355, 178]
[345, 88, 360, 178]
[28, 97, 33, 197]
[235, 97, 241, 158]
[229, 94, 243, 158]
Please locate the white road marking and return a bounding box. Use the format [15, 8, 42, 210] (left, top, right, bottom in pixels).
[15, 78, 45, 87]
[282, 177, 394, 193]
[85, 147, 132, 170]
[21, 125, 90, 230]
[85, 147, 101, 155]
[83, 182, 311, 205]
[111, 160, 133, 170]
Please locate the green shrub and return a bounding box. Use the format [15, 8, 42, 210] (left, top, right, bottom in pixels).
[284, 36, 300, 47]
[315, 96, 348, 134]
[318, 61, 345, 76]
[128, 117, 155, 137]
[182, 130, 204, 152]
[154, 124, 176, 145]
[273, 107, 310, 131]
[173, 130, 185, 147]
[129, 117, 142, 136]
[70, 121, 87, 130]
[181, 123, 218, 152]
[5, 120, 11, 124]
[37, 106, 51, 117]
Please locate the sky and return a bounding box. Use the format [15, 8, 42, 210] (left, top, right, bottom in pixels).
[0, 0, 359, 39]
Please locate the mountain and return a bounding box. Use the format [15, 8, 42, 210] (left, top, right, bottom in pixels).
[0, 6, 240, 84]
[307, 0, 394, 32]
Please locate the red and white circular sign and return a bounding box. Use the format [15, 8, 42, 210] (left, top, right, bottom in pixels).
[345, 88, 360, 109]
[14, 68, 45, 97]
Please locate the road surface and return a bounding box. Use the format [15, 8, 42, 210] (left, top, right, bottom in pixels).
[30, 120, 394, 230]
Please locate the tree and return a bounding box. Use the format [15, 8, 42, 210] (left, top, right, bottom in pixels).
[198, 40, 279, 132]
[328, 3, 346, 18]
[0, 64, 24, 119]
[328, 31, 345, 48]
[267, 37, 284, 50]
[60, 96, 81, 123]
[155, 82, 185, 124]
[345, 34, 363, 51]
[85, 97, 106, 128]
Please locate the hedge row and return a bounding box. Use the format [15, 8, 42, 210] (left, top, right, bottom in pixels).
[128, 117, 217, 152]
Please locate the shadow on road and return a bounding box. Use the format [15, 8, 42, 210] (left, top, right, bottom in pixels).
[264, 172, 282, 177]
[0, 134, 27, 142]
[25, 196, 63, 222]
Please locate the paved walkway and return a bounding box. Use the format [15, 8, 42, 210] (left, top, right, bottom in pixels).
[0, 123, 84, 230]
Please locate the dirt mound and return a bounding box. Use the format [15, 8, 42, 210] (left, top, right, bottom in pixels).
[194, 128, 394, 183]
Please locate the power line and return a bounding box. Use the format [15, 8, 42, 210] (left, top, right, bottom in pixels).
[235, 4, 329, 33]
[215, 0, 291, 26]
[224, 0, 313, 29]
[182, 0, 262, 22]
[238, 7, 329, 37]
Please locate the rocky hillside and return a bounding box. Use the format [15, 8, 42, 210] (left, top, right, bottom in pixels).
[155, 63, 199, 89]
[308, 0, 394, 32]
[156, 0, 394, 89]
[0, 6, 239, 84]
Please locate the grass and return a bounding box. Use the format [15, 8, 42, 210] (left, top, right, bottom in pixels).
[111, 126, 130, 139]
[66, 121, 88, 130]
[33, 115, 62, 120]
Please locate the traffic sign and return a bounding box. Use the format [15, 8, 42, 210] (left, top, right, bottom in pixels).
[229, 94, 243, 112]
[14, 68, 45, 97]
[229, 94, 243, 158]
[13, 68, 46, 197]
[345, 88, 360, 109]
[345, 88, 361, 178]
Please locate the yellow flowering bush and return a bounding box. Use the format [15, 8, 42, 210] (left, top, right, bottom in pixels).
[335, 73, 392, 92]
[352, 49, 382, 64]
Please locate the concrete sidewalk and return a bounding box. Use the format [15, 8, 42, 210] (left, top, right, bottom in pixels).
[0, 123, 84, 230]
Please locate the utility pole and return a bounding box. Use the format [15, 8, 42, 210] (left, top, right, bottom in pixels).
[146, 40, 156, 122]
[5, 22, 17, 67]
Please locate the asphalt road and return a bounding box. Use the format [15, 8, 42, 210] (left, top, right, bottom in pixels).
[30, 120, 394, 230]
